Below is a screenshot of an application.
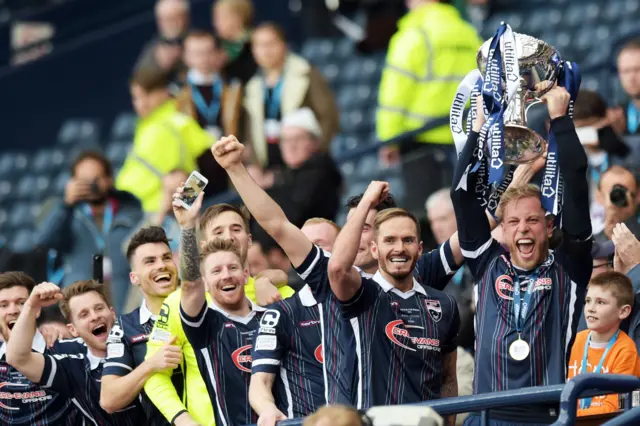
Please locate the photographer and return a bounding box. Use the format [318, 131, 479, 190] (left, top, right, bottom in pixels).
[35, 151, 143, 314]
[595, 165, 640, 242]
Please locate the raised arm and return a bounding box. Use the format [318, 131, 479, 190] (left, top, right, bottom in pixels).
[328, 181, 388, 301]
[212, 136, 313, 268]
[172, 188, 207, 317]
[6, 282, 63, 383]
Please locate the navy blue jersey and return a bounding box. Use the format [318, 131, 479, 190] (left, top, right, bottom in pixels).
[341, 272, 459, 408]
[180, 299, 265, 426]
[251, 286, 324, 417]
[38, 340, 147, 425]
[451, 122, 592, 399]
[104, 304, 183, 425]
[0, 332, 80, 425]
[294, 244, 458, 407]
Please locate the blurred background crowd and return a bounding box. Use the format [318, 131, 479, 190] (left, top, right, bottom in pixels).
[1, 0, 640, 364]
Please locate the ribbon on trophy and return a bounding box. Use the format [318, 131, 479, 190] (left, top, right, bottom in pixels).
[540, 61, 581, 221]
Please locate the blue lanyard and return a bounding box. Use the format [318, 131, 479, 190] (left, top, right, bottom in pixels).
[628, 102, 639, 134]
[512, 270, 538, 334]
[47, 250, 65, 285]
[579, 330, 620, 409]
[82, 201, 114, 252]
[190, 79, 222, 125]
[589, 154, 609, 187]
[264, 77, 283, 119]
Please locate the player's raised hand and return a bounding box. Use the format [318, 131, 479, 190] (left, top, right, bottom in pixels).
[27, 282, 63, 309]
[511, 150, 548, 187]
[361, 180, 390, 209]
[147, 335, 183, 372]
[172, 183, 204, 230]
[212, 135, 245, 170]
[541, 86, 571, 120]
[257, 406, 287, 426]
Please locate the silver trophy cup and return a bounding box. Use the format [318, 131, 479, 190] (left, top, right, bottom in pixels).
[477, 33, 561, 164]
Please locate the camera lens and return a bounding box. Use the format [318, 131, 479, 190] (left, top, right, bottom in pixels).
[610, 184, 629, 208]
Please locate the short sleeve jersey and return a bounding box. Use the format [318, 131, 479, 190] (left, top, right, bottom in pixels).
[341, 271, 459, 408]
[38, 340, 146, 425]
[180, 299, 264, 426]
[0, 332, 80, 425]
[104, 305, 184, 425]
[251, 286, 325, 417]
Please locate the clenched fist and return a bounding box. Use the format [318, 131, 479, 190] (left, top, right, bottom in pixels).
[212, 135, 245, 170]
[27, 282, 64, 309]
[541, 86, 571, 120]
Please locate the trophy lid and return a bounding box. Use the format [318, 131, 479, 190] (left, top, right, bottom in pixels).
[476, 31, 561, 96]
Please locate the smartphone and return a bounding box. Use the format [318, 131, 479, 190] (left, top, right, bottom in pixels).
[177, 171, 209, 210]
[93, 254, 104, 283]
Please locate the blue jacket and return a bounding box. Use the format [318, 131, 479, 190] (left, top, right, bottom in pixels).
[35, 190, 143, 314]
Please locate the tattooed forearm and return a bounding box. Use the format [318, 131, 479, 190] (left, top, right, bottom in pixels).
[179, 228, 201, 282]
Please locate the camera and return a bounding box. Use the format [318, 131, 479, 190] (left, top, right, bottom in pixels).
[610, 184, 630, 208]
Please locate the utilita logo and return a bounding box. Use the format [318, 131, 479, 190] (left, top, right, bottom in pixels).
[231, 345, 253, 373]
[314, 344, 324, 364]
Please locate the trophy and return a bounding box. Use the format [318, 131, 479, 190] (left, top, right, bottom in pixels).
[476, 33, 562, 164]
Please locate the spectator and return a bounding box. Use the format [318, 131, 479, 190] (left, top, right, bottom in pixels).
[376, 0, 481, 212]
[595, 165, 640, 242]
[244, 22, 339, 170]
[610, 39, 640, 136]
[247, 241, 270, 276]
[177, 30, 245, 196]
[135, 0, 190, 84]
[116, 68, 211, 213]
[35, 151, 143, 314]
[591, 241, 615, 280]
[212, 0, 257, 84]
[574, 90, 631, 234]
[425, 188, 474, 353]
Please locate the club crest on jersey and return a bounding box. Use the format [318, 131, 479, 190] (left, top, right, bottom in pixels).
[424, 300, 442, 322]
[314, 344, 324, 364]
[231, 345, 253, 372]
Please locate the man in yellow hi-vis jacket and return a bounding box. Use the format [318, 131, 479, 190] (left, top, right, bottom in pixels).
[376, 0, 481, 212]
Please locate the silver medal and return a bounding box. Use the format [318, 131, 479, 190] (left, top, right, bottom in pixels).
[509, 338, 530, 361]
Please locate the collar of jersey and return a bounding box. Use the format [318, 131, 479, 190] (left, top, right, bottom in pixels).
[86, 348, 104, 370]
[373, 271, 426, 299]
[298, 285, 318, 307]
[139, 299, 157, 325]
[208, 297, 266, 325]
[0, 329, 46, 360]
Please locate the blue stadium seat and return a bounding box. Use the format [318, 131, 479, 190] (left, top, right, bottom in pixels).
[57, 118, 100, 146]
[340, 110, 366, 134]
[356, 154, 380, 180]
[8, 203, 32, 229]
[0, 207, 8, 231]
[32, 176, 52, 201]
[106, 141, 131, 168]
[334, 38, 354, 60]
[10, 229, 34, 253]
[320, 62, 340, 87]
[340, 161, 356, 178]
[341, 59, 362, 84]
[53, 172, 70, 196]
[301, 39, 335, 63]
[385, 176, 405, 201]
[32, 148, 65, 175]
[0, 179, 13, 200]
[13, 153, 30, 177]
[16, 176, 37, 201]
[110, 112, 137, 141]
[616, 18, 639, 38]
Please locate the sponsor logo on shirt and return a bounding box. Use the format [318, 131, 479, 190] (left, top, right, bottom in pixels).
[0, 383, 53, 410]
[495, 275, 552, 300]
[158, 303, 170, 326]
[131, 334, 149, 344]
[224, 322, 236, 328]
[384, 320, 441, 352]
[314, 344, 323, 364]
[231, 345, 253, 373]
[299, 320, 320, 327]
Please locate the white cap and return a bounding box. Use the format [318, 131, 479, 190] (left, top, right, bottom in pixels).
[281, 107, 322, 139]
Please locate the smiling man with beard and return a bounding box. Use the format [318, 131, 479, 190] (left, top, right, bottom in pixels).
[451, 87, 592, 426]
[100, 226, 185, 424]
[177, 208, 265, 426]
[6, 280, 146, 425]
[0, 271, 82, 425]
[327, 182, 460, 426]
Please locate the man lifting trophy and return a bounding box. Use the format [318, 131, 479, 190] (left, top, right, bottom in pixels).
[450, 24, 592, 426]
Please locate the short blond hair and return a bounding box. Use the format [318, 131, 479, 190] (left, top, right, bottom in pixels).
[303, 405, 363, 426]
[214, 0, 253, 27]
[496, 184, 543, 222]
[373, 208, 420, 240]
[200, 238, 245, 266]
[303, 217, 341, 234]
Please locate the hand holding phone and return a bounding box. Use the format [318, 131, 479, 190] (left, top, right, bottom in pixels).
[172, 171, 208, 229]
[64, 179, 93, 206]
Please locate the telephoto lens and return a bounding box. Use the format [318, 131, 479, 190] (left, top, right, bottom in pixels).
[610, 184, 629, 208]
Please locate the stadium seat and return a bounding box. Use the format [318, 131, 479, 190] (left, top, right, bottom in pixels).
[32, 148, 65, 175]
[32, 176, 52, 201]
[320, 62, 340, 87]
[106, 141, 131, 168]
[0, 179, 13, 200]
[13, 153, 30, 177]
[334, 38, 354, 60]
[10, 228, 34, 253]
[356, 154, 380, 180]
[53, 172, 70, 196]
[57, 118, 100, 145]
[0, 207, 8, 231]
[110, 112, 137, 141]
[301, 38, 335, 63]
[8, 203, 32, 229]
[16, 176, 37, 201]
[340, 110, 366, 134]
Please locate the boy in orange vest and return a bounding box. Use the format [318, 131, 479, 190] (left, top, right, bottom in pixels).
[567, 271, 639, 416]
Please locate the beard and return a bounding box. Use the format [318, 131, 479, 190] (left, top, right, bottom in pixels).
[379, 255, 418, 280]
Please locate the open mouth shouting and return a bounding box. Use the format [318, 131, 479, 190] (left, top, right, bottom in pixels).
[91, 323, 109, 340]
[7, 320, 16, 331]
[388, 255, 410, 266]
[153, 273, 173, 285]
[515, 238, 536, 258]
[221, 283, 239, 293]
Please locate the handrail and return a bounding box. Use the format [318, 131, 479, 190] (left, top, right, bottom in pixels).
[602, 406, 640, 426]
[555, 374, 640, 426]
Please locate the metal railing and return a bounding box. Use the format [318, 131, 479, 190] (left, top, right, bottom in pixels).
[251, 375, 640, 426]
